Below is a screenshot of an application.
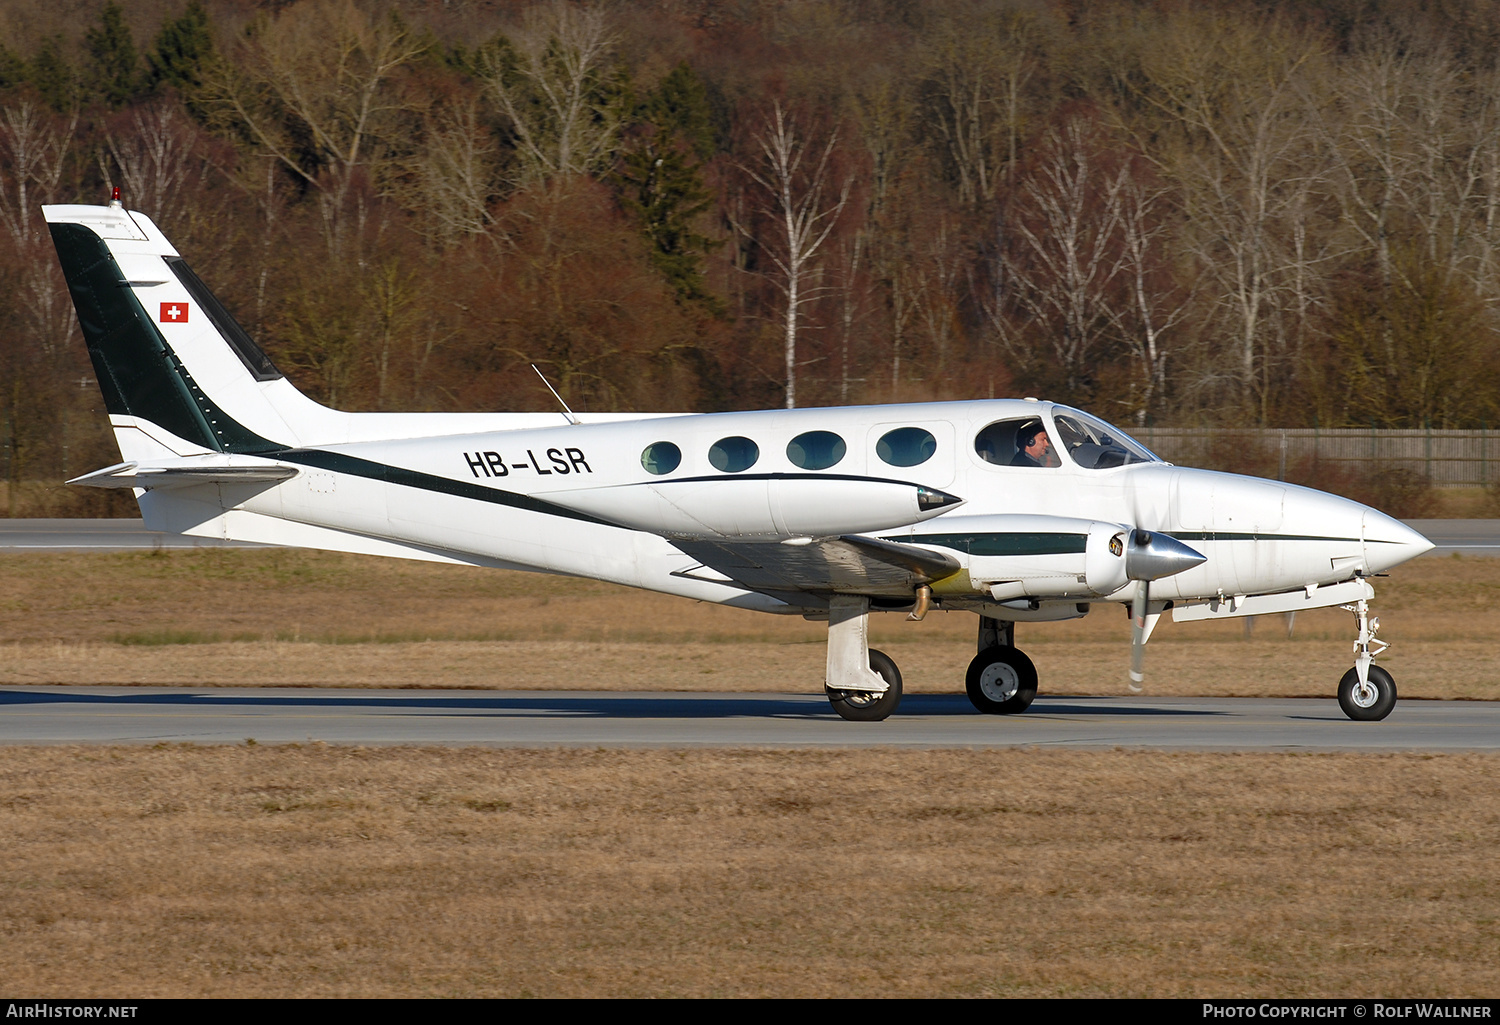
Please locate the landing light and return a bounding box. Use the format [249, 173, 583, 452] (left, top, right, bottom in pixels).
[916, 487, 964, 512]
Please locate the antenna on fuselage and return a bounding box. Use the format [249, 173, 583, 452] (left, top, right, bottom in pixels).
[532, 365, 581, 426]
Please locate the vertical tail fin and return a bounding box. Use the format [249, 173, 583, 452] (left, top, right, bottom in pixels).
[46, 202, 568, 466]
[44, 203, 310, 461]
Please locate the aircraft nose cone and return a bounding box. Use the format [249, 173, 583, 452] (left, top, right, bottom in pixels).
[1126, 529, 1208, 581]
[1363, 509, 1435, 572]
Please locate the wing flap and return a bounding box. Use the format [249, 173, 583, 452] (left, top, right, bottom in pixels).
[672, 534, 961, 597]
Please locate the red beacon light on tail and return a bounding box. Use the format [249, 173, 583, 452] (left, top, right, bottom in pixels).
[109, 186, 121, 208]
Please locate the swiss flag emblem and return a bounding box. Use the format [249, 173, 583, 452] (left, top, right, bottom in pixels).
[159, 302, 189, 324]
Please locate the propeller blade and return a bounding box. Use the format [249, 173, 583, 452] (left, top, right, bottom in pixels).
[1129, 579, 1148, 693]
[1123, 528, 1202, 694]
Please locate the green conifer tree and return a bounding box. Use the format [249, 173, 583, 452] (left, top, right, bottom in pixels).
[618, 63, 725, 313]
[29, 36, 77, 112]
[645, 61, 722, 160]
[85, 2, 141, 108]
[0, 43, 26, 91]
[149, 0, 216, 96]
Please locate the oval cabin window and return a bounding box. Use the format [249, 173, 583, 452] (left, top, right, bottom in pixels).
[708, 436, 759, 473]
[876, 427, 937, 467]
[786, 431, 846, 470]
[640, 441, 682, 475]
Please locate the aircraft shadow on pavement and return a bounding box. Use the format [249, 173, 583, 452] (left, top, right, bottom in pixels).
[1021, 698, 1232, 717]
[0, 688, 1232, 720]
[1284, 713, 1374, 722]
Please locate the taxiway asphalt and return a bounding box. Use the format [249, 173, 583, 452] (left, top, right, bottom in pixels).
[1, 686, 1495, 751]
[1405, 519, 1500, 556]
[0, 518, 268, 550]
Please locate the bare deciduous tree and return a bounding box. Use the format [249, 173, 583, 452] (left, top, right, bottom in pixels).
[99, 102, 204, 231]
[1109, 162, 1192, 423]
[396, 96, 504, 250]
[205, 0, 425, 254]
[922, 2, 1042, 206]
[1320, 32, 1500, 299]
[912, 215, 966, 384]
[832, 229, 870, 404]
[1000, 119, 1127, 396]
[0, 102, 81, 509]
[1113, 12, 1329, 420]
[740, 102, 852, 409]
[479, 1, 625, 189]
[0, 102, 78, 365]
[0, 102, 72, 250]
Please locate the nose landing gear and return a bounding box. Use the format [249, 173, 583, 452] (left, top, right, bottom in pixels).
[1339, 597, 1396, 721]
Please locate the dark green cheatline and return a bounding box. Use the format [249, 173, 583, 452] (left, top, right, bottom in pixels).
[890, 533, 1088, 557]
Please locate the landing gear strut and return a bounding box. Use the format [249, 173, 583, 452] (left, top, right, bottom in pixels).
[824, 595, 903, 721]
[965, 616, 1037, 715]
[1338, 597, 1397, 721]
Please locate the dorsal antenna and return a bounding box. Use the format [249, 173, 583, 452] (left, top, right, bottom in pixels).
[532, 365, 581, 426]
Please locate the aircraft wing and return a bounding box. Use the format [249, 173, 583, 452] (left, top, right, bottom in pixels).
[670, 534, 961, 600]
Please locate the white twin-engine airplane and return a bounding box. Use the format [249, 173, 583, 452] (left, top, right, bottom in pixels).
[46, 199, 1434, 722]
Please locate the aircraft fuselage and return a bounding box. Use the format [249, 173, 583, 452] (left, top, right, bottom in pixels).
[130, 398, 1430, 620]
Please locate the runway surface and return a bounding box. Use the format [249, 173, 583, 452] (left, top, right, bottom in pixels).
[1, 686, 1495, 750]
[0, 518, 268, 550]
[2, 517, 1496, 554]
[1405, 519, 1500, 556]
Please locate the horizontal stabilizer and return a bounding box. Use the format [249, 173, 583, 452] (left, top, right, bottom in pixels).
[69, 461, 299, 490]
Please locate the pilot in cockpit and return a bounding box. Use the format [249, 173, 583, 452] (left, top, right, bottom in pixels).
[1011, 420, 1060, 467]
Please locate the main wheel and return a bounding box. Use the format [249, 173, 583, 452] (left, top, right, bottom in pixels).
[966, 645, 1038, 715]
[826, 648, 903, 722]
[1338, 664, 1397, 721]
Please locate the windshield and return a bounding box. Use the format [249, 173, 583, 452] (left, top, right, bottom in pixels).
[1050, 408, 1160, 469]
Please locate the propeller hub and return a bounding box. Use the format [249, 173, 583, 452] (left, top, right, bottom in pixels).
[1125, 530, 1206, 581]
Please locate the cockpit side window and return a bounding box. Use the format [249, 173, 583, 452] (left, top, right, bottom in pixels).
[975, 419, 1060, 468]
[1051, 409, 1158, 469]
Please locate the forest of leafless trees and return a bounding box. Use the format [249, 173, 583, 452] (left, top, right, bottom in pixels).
[3, 0, 1500, 511]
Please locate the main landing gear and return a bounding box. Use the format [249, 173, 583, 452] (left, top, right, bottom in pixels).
[820, 604, 1040, 720]
[823, 595, 904, 721]
[965, 616, 1037, 715]
[1338, 596, 1397, 721]
[827, 648, 903, 722]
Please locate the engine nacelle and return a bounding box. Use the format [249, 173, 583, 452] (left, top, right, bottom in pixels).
[880, 514, 1130, 599]
[544, 476, 964, 541]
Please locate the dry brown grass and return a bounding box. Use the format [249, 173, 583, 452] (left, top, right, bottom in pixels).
[2, 745, 1497, 998]
[4, 553, 1498, 998]
[0, 549, 1496, 699]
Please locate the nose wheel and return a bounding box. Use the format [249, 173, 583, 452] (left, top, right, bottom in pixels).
[1338, 664, 1397, 721]
[1339, 596, 1396, 721]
